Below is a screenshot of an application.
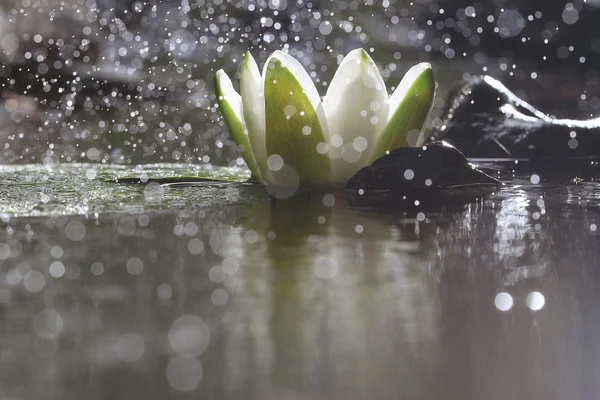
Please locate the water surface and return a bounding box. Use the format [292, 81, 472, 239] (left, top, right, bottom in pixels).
[0, 164, 598, 400]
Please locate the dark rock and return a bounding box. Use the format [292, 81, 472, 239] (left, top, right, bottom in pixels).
[347, 141, 501, 207]
[433, 76, 600, 159]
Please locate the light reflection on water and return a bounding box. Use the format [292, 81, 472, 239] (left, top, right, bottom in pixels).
[0, 166, 598, 399]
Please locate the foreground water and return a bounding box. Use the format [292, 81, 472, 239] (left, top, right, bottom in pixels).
[0, 163, 599, 399]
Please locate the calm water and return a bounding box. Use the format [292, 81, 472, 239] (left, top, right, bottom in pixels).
[0, 163, 599, 399]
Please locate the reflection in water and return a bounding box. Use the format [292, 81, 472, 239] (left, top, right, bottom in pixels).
[431, 183, 596, 400]
[221, 194, 437, 399]
[0, 173, 599, 399]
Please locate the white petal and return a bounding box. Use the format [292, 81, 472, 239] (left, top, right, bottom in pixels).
[241, 52, 268, 175]
[322, 49, 389, 182]
[215, 70, 263, 181]
[216, 70, 244, 122]
[263, 50, 329, 137]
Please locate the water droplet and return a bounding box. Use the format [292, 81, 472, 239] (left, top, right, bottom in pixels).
[322, 194, 335, 207]
[267, 154, 284, 171]
[91, 262, 104, 276]
[188, 238, 204, 255]
[284, 104, 295, 117]
[166, 355, 203, 392]
[494, 292, 513, 311]
[314, 257, 338, 280]
[24, 271, 45, 293]
[169, 315, 210, 356]
[568, 138, 578, 149]
[318, 21, 333, 35]
[530, 174, 540, 184]
[331, 135, 343, 148]
[49, 261, 65, 278]
[126, 257, 144, 275]
[353, 137, 368, 153]
[65, 221, 86, 241]
[211, 289, 228, 306]
[115, 333, 145, 363]
[157, 283, 173, 300]
[526, 291, 545, 311]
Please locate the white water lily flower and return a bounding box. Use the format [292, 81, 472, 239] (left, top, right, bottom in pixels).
[215, 48, 435, 186]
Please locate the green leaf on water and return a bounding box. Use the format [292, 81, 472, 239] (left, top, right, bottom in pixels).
[100, 165, 252, 185]
[105, 176, 237, 185]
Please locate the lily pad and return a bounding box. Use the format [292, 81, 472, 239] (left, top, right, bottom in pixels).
[99, 164, 251, 185]
[0, 164, 257, 217]
[105, 176, 244, 185]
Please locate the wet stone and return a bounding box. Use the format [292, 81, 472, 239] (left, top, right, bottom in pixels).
[433, 75, 600, 159]
[347, 141, 500, 207]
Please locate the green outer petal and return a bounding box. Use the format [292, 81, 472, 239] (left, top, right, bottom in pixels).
[214, 70, 264, 182]
[369, 64, 435, 162]
[264, 58, 331, 184]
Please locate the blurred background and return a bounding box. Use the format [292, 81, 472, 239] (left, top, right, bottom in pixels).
[2, 2, 600, 399]
[0, 0, 599, 165]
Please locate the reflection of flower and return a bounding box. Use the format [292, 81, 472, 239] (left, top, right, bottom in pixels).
[215, 49, 435, 186]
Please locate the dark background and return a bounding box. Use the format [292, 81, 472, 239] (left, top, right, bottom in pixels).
[0, 0, 598, 164]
